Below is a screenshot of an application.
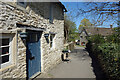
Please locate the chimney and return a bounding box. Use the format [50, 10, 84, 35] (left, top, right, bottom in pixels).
[110, 24, 113, 28]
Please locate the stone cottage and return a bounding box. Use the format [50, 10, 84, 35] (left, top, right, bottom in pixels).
[79, 26, 113, 45]
[0, 0, 67, 79]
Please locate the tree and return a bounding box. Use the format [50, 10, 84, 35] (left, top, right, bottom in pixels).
[113, 27, 120, 43]
[80, 18, 92, 27]
[78, 18, 93, 31]
[64, 14, 79, 42]
[76, 2, 119, 26]
[105, 27, 120, 43]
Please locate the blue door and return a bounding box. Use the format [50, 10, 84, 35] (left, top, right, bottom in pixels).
[26, 31, 41, 78]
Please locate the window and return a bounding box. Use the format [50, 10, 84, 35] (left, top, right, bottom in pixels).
[0, 36, 13, 68]
[49, 3, 53, 23]
[17, 0, 27, 8]
[80, 36, 83, 38]
[28, 33, 39, 43]
[50, 34, 55, 48]
[85, 36, 88, 39]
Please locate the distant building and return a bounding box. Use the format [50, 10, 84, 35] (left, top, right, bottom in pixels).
[79, 27, 113, 45]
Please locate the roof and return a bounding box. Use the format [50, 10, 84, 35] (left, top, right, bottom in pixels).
[79, 27, 89, 36]
[57, 0, 67, 12]
[80, 27, 113, 36]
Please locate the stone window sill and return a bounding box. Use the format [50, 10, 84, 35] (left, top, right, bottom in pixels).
[0, 64, 15, 72]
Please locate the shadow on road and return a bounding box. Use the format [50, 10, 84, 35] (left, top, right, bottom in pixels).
[71, 48, 91, 60]
[71, 49, 81, 53]
[88, 51, 108, 80]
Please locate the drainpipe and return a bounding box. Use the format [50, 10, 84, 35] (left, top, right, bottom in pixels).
[118, 1, 120, 27]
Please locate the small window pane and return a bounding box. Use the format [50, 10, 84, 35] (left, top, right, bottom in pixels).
[2, 39, 9, 46]
[0, 48, 2, 55]
[50, 35, 53, 41]
[0, 55, 9, 63]
[2, 47, 9, 55]
[0, 39, 2, 46]
[80, 36, 83, 38]
[27, 33, 38, 43]
[50, 34, 55, 48]
[0, 38, 10, 65]
[0, 56, 1, 64]
[30, 34, 38, 42]
[27, 34, 30, 42]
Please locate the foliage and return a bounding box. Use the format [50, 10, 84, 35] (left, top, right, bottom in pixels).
[64, 14, 79, 42]
[114, 27, 120, 34]
[106, 27, 120, 43]
[113, 27, 120, 43]
[87, 34, 105, 44]
[80, 18, 93, 27]
[78, 18, 93, 30]
[106, 34, 119, 43]
[86, 32, 120, 80]
[98, 43, 120, 79]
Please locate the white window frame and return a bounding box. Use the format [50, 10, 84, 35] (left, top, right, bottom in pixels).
[0, 35, 13, 69]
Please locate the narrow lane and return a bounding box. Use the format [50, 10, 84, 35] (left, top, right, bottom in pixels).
[49, 46, 96, 78]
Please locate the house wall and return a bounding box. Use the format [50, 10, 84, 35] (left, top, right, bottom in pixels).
[0, 2, 64, 78]
[80, 31, 88, 45]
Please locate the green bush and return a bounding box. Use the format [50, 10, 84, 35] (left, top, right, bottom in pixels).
[87, 42, 120, 79]
[98, 43, 120, 79]
[106, 34, 120, 44]
[86, 34, 105, 53]
[86, 33, 120, 80]
[87, 34, 105, 44]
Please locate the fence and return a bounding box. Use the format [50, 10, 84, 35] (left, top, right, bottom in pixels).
[64, 41, 75, 51]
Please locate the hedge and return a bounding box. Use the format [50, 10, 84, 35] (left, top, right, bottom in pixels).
[86, 34, 120, 80]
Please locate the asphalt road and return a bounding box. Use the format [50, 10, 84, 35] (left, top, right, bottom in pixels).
[49, 46, 96, 78]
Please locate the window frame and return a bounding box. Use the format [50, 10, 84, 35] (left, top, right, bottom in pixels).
[0, 35, 13, 69]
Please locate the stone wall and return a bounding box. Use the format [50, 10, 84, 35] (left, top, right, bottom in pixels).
[0, 1, 64, 78]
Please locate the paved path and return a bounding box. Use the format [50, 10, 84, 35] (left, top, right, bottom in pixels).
[49, 46, 96, 78]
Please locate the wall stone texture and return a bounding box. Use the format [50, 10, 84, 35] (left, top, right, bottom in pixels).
[0, 2, 64, 78]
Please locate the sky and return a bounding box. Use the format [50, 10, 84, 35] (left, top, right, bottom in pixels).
[60, 1, 119, 29]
